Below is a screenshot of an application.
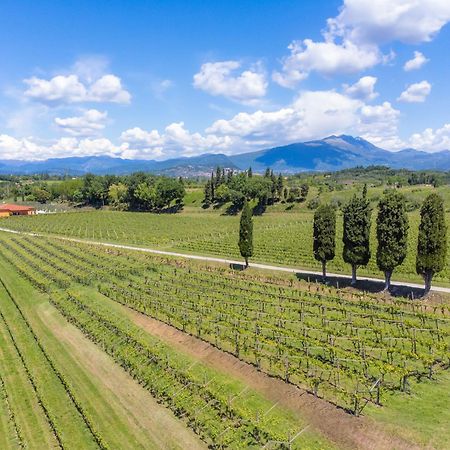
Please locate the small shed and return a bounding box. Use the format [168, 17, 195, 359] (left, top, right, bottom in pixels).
[0, 204, 36, 216]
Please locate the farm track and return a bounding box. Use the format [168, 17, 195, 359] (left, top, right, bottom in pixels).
[1, 226, 449, 294]
[126, 308, 420, 450]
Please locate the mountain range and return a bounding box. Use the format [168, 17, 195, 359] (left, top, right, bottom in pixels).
[1, 135, 449, 176]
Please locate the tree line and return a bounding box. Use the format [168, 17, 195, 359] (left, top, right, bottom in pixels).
[5, 173, 185, 212]
[203, 167, 308, 213]
[239, 188, 447, 295]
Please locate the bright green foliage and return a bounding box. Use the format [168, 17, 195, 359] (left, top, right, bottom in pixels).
[313, 204, 336, 271]
[238, 201, 253, 266]
[376, 191, 409, 274]
[416, 193, 447, 291]
[342, 193, 372, 280]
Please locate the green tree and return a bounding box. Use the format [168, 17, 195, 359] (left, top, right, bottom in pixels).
[416, 193, 447, 295]
[376, 191, 409, 291]
[342, 193, 372, 285]
[313, 204, 336, 281]
[33, 187, 51, 204]
[276, 174, 284, 197]
[134, 182, 156, 210]
[238, 200, 253, 268]
[300, 183, 309, 202]
[154, 177, 185, 209]
[203, 180, 213, 207]
[215, 184, 231, 203]
[108, 183, 128, 209]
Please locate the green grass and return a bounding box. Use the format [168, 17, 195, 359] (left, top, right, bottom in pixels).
[365, 371, 450, 449]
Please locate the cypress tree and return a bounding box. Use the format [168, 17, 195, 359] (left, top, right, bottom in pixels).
[215, 167, 222, 187]
[342, 192, 372, 285]
[210, 172, 215, 201]
[238, 200, 253, 268]
[376, 191, 409, 291]
[416, 193, 447, 295]
[203, 180, 213, 206]
[313, 204, 336, 281]
[277, 174, 284, 197]
[248, 167, 253, 178]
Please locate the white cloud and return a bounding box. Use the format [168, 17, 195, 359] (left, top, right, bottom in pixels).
[120, 123, 233, 159]
[343, 76, 378, 100]
[193, 61, 267, 103]
[207, 90, 363, 146]
[274, 0, 450, 87]
[273, 40, 380, 88]
[24, 74, 131, 104]
[54, 109, 108, 136]
[408, 123, 450, 151]
[357, 101, 403, 148]
[88, 75, 131, 103]
[328, 0, 450, 45]
[24, 75, 87, 103]
[403, 51, 429, 71]
[0, 134, 124, 160]
[397, 80, 431, 102]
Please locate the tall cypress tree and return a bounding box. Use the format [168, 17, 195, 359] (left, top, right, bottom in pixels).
[376, 191, 409, 291]
[313, 204, 336, 281]
[416, 193, 447, 295]
[238, 200, 253, 268]
[342, 192, 371, 285]
[203, 180, 213, 207]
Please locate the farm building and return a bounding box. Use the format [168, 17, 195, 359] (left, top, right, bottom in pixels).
[0, 204, 36, 217]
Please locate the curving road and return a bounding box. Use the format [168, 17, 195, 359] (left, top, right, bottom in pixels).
[1, 226, 449, 294]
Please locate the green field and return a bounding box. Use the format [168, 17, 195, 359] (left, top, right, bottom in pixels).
[2, 204, 449, 286]
[0, 229, 449, 448]
[0, 183, 449, 448]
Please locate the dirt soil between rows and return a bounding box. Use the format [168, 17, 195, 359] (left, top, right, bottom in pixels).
[127, 308, 421, 450]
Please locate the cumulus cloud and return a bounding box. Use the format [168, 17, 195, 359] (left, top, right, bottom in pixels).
[343, 76, 378, 100]
[397, 80, 431, 102]
[54, 109, 108, 136]
[404, 51, 429, 71]
[357, 101, 403, 148]
[193, 61, 267, 103]
[273, 40, 380, 88]
[207, 90, 363, 145]
[274, 0, 450, 87]
[328, 0, 450, 45]
[120, 122, 233, 159]
[24, 74, 131, 104]
[408, 123, 450, 151]
[0, 134, 124, 160]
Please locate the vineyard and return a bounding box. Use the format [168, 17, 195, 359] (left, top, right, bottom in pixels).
[0, 230, 338, 449]
[1, 230, 449, 423]
[2, 209, 449, 285]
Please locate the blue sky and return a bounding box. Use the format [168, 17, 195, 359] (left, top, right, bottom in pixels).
[0, 0, 449, 160]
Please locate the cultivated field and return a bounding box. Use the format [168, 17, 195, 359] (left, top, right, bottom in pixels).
[2, 207, 449, 286]
[0, 230, 449, 448]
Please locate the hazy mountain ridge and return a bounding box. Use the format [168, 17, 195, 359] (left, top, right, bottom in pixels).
[1, 135, 449, 176]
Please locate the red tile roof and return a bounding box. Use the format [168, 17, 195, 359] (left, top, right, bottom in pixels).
[0, 204, 36, 212]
